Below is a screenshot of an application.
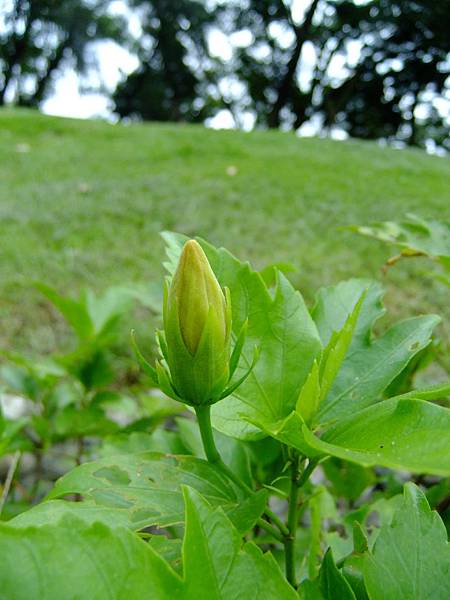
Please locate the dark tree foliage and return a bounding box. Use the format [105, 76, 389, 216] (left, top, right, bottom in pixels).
[0, 0, 125, 106]
[228, 0, 321, 129]
[321, 0, 450, 149]
[113, 0, 216, 122]
[221, 0, 450, 149]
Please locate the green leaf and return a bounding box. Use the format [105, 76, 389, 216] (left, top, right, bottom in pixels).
[296, 361, 320, 426]
[364, 483, 450, 600]
[9, 499, 138, 529]
[182, 487, 297, 600]
[392, 380, 450, 404]
[36, 282, 94, 340]
[349, 214, 450, 261]
[322, 458, 375, 502]
[318, 293, 364, 405]
[81, 286, 134, 338]
[304, 398, 450, 476]
[1, 487, 298, 600]
[53, 404, 118, 438]
[0, 515, 181, 599]
[162, 233, 322, 440]
[312, 279, 385, 350]
[131, 329, 158, 384]
[319, 549, 356, 600]
[299, 548, 357, 600]
[46, 451, 266, 534]
[317, 315, 440, 425]
[342, 555, 369, 600]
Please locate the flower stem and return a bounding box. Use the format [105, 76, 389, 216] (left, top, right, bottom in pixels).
[195, 405, 288, 538]
[284, 452, 300, 588]
[195, 405, 249, 491]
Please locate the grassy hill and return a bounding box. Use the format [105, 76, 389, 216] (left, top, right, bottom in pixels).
[1, 109, 449, 354]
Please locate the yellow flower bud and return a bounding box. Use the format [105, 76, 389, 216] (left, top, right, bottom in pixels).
[169, 240, 227, 355]
[163, 239, 231, 405]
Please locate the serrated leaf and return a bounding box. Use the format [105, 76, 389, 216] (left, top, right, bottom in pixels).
[182, 487, 297, 600]
[319, 293, 365, 404]
[317, 315, 440, 425]
[0, 515, 181, 599]
[364, 483, 450, 600]
[312, 279, 385, 350]
[257, 397, 450, 475]
[9, 499, 137, 529]
[319, 549, 356, 600]
[349, 214, 450, 261]
[296, 361, 320, 426]
[46, 451, 265, 534]
[1, 486, 299, 600]
[304, 398, 450, 476]
[299, 548, 357, 600]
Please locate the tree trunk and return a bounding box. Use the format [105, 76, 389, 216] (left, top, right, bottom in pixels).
[28, 37, 71, 106]
[0, 0, 34, 105]
[267, 0, 320, 128]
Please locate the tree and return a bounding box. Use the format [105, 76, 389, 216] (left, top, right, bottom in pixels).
[218, 0, 450, 149]
[320, 0, 450, 150]
[113, 0, 216, 122]
[0, 0, 125, 107]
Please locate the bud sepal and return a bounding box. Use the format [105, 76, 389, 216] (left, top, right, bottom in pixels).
[133, 239, 257, 406]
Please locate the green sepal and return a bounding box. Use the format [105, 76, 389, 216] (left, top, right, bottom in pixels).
[165, 295, 230, 405]
[156, 329, 169, 362]
[229, 319, 248, 378]
[155, 361, 185, 404]
[220, 345, 259, 400]
[130, 329, 157, 385]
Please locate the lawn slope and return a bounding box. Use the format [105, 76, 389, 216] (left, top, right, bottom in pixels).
[0, 109, 449, 353]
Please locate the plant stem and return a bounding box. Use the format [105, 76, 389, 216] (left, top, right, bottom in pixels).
[0, 451, 21, 517]
[284, 452, 301, 588]
[195, 405, 288, 537]
[256, 518, 284, 543]
[284, 455, 319, 588]
[195, 405, 248, 492]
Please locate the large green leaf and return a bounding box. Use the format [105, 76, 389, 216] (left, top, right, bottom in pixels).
[9, 499, 138, 529]
[307, 398, 450, 476]
[312, 279, 385, 350]
[364, 484, 450, 600]
[317, 315, 440, 424]
[1, 488, 296, 600]
[256, 398, 450, 475]
[0, 515, 181, 600]
[182, 487, 297, 600]
[162, 232, 322, 440]
[45, 451, 267, 534]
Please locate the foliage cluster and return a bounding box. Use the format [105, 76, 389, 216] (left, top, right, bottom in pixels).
[0, 224, 449, 599]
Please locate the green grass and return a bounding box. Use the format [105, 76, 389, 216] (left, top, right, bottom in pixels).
[0, 108, 449, 355]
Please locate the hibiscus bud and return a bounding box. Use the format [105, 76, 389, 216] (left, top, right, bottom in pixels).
[163, 240, 231, 405]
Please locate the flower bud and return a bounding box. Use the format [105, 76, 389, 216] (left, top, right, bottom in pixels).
[163, 240, 231, 405]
